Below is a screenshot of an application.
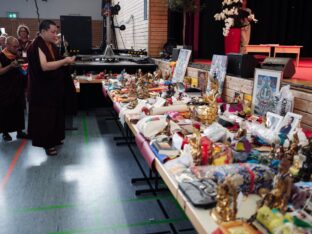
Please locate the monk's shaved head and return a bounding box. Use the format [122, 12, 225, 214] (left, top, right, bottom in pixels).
[5, 36, 19, 46]
[5, 36, 20, 55]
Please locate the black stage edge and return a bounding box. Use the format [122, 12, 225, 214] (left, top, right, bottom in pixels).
[72, 61, 157, 74]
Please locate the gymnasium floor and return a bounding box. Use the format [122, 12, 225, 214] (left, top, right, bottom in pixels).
[0, 108, 196, 234]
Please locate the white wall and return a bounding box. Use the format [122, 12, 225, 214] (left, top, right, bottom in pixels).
[112, 0, 148, 51]
[0, 0, 102, 20]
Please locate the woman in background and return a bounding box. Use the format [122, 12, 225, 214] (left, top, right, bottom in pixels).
[17, 24, 32, 59]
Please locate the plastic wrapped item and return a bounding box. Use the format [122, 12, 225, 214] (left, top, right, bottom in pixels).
[150, 104, 188, 115]
[119, 99, 147, 125]
[203, 122, 227, 142]
[136, 115, 168, 139]
[273, 85, 294, 116]
[246, 121, 277, 145]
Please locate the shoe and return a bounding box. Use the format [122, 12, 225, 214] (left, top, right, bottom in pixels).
[45, 147, 58, 156]
[16, 131, 29, 139]
[3, 132, 12, 141]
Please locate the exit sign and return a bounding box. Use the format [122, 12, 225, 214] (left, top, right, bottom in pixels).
[7, 12, 18, 19]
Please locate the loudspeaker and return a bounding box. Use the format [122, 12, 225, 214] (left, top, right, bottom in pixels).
[261, 57, 295, 78]
[60, 16, 92, 54]
[226, 53, 258, 78]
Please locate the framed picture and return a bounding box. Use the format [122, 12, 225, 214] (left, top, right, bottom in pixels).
[172, 49, 192, 83]
[266, 112, 283, 133]
[252, 69, 282, 116]
[198, 71, 208, 92]
[207, 54, 228, 95]
[276, 112, 302, 138]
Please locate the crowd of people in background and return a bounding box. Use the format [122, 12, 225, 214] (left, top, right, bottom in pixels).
[0, 20, 76, 156]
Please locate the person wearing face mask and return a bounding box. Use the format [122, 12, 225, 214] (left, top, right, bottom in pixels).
[0, 36, 28, 141]
[27, 20, 75, 156]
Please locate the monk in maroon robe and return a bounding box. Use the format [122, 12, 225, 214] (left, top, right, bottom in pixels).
[0, 36, 28, 141]
[27, 20, 75, 156]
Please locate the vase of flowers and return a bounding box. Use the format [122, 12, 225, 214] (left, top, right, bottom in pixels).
[214, 0, 257, 54]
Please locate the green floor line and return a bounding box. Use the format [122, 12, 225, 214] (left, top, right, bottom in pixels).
[82, 115, 88, 144]
[14, 195, 174, 213]
[48, 217, 188, 234]
[172, 198, 188, 218]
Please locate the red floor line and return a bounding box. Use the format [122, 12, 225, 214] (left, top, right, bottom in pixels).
[0, 139, 27, 191]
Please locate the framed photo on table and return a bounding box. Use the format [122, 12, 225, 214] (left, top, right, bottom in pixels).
[172, 49, 192, 83]
[252, 69, 282, 116]
[198, 71, 208, 93]
[207, 54, 227, 95]
[276, 112, 302, 138]
[266, 112, 283, 133]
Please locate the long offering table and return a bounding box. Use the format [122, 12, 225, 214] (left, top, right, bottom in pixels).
[107, 88, 261, 234]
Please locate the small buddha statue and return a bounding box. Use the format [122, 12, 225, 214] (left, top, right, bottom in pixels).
[263, 157, 293, 213]
[189, 123, 202, 166]
[211, 178, 237, 223]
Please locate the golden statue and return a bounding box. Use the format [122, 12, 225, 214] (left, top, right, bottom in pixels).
[189, 123, 202, 166]
[285, 133, 299, 162]
[136, 75, 150, 99]
[127, 77, 137, 98]
[195, 92, 218, 125]
[262, 157, 293, 213]
[127, 99, 138, 109]
[211, 178, 237, 223]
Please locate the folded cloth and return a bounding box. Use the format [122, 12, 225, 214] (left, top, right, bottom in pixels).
[192, 163, 275, 194]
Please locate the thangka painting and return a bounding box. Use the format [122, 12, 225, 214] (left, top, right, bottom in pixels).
[207, 54, 228, 95]
[252, 69, 282, 116]
[172, 49, 192, 83]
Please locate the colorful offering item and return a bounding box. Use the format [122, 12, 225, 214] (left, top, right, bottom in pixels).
[231, 128, 252, 162]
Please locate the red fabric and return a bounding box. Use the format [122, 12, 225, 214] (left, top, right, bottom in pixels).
[102, 86, 108, 98]
[239, 163, 255, 194]
[135, 133, 156, 171]
[224, 28, 241, 54]
[113, 102, 121, 114]
[302, 129, 312, 139]
[211, 229, 223, 234]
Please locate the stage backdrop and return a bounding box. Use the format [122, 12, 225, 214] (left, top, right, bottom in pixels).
[169, 0, 312, 59]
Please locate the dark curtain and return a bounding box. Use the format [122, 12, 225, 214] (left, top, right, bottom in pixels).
[248, 0, 312, 57]
[198, 1, 224, 59]
[167, 0, 312, 59]
[168, 10, 183, 45]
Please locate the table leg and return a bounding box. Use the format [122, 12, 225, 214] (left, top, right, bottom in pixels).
[296, 52, 300, 67]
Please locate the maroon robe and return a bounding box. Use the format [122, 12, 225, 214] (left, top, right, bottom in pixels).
[27, 36, 65, 148]
[0, 53, 26, 133]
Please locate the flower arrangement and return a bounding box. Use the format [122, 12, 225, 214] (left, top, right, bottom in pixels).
[214, 0, 257, 36]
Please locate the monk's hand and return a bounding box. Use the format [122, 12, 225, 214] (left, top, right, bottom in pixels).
[10, 60, 19, 68]
[65, 56, 76, 65]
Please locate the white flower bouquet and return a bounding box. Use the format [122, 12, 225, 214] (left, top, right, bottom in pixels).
[214, 0, 258, 36]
